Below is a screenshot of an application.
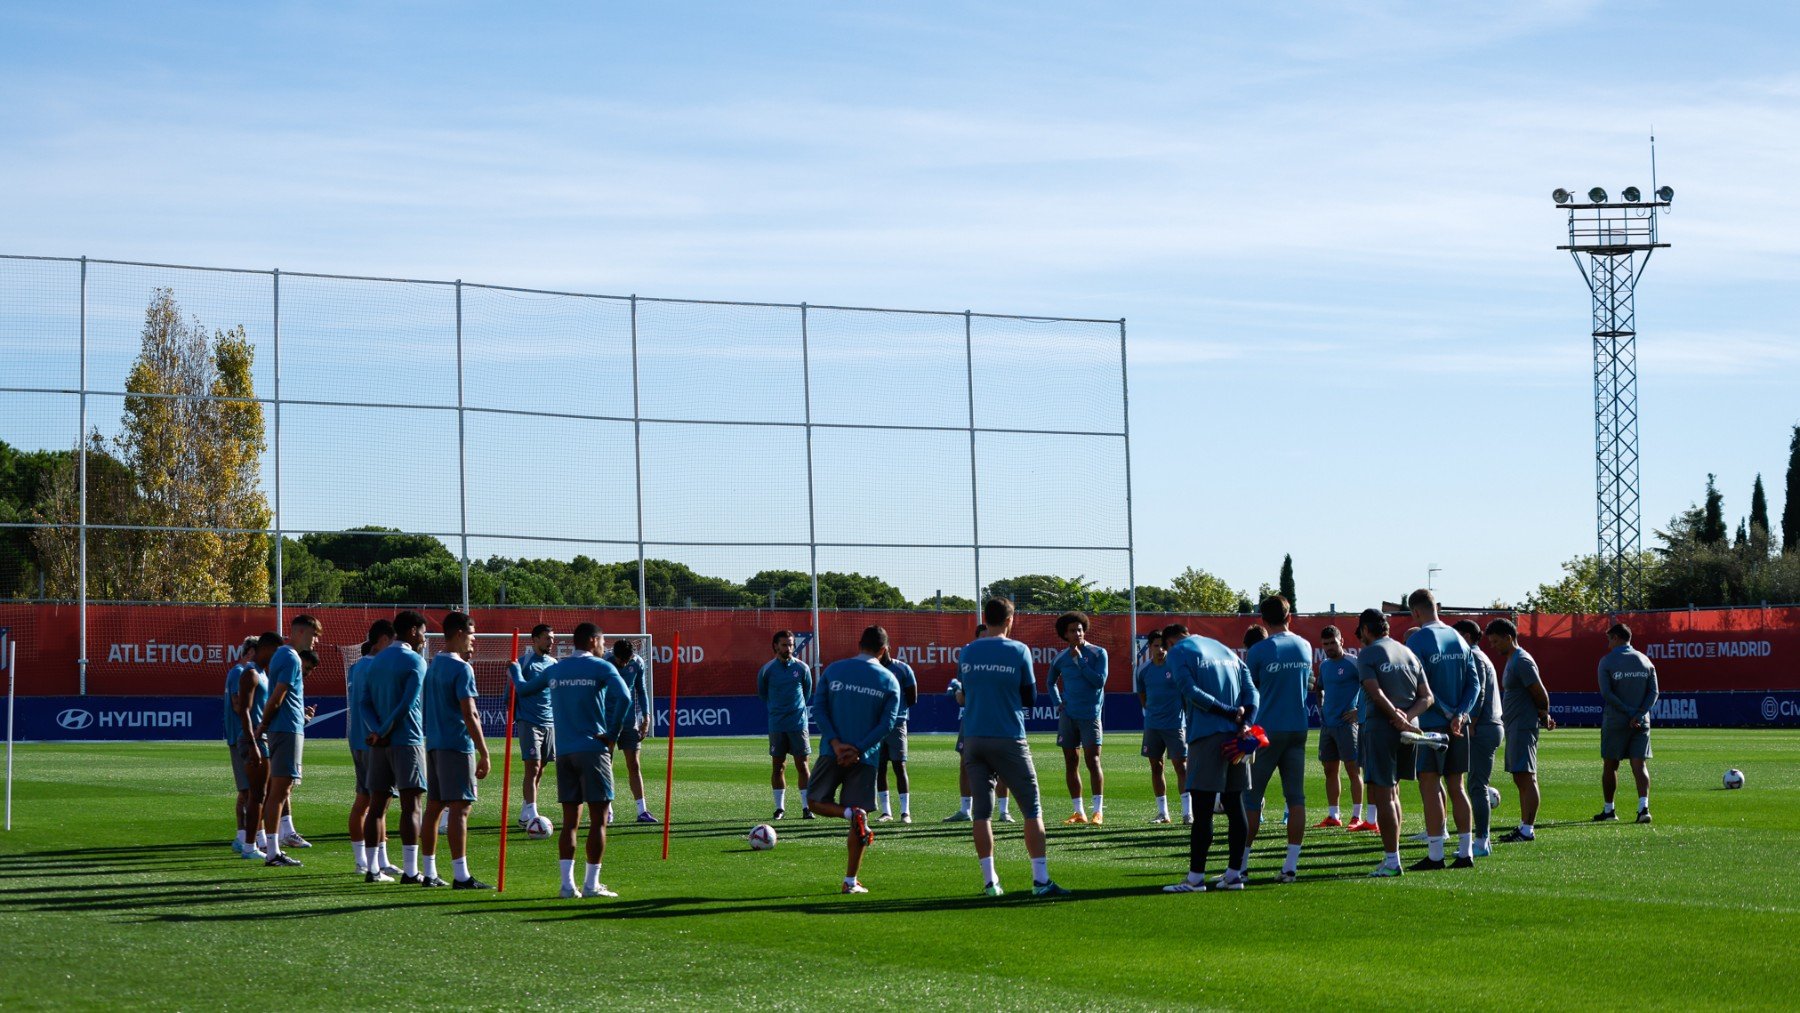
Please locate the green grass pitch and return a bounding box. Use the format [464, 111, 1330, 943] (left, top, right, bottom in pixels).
[1, 730, 1796, 1010]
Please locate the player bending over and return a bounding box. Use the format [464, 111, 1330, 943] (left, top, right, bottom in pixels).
[256, 615, 321, 866]
[509, 624, 558, 830]
[1051, 612, 1108, 825]
[960, 598, 1069, 897]
[1596, 622, 1657, 825]
[1487, 618, 1554, 843]
[1242, 596, 1313, 883]
[1135, 630, 1190, 824]
[875, 648, 918, 823]
[758, 630, 814, 820]
[1455, 619, 1504, 857]
[1354, 609, 1433, 878]
[1404, 590, 1478, 870]
[611, 639, 659, 824]
[805, 626, 902, 894]
[361, 610, 431, 884]
[945, 624, 1013, 822]
[1314, 625, 1369, 831]
[420, 612, 492, 890]
[1161, 623, 1259, 893]
[548, 622, 632, 899]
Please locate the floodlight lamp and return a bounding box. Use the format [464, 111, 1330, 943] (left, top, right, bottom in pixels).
[1553, 188, 1572, 204]
[1656, 185, 1674, 202]
[1588, 187, 1608, 203]
[1622, 186, 1641, 202]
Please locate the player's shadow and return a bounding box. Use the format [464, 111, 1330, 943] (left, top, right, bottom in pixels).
[506, 883, 1171, 923]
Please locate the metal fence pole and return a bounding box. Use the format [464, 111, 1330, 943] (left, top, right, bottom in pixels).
[629, 297, 649, 640]
[77, 257, 87, 694]
[1120, 319, 1138, 645]
[963, 311, 981, 610]
[454, 280, 470, 612]
[272, 269, 284, 628]
[799, 304, 821, 666]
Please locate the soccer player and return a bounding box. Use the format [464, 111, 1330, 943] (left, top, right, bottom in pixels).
[758, 630, 814, 820]
[960, 598, 1069, 897]
[224, 637, 260, 857]
[805, 626, 902, 894]
[1487, 618, 1553, 842]
[418, 611, 492, 890]
[945, 623, 1013, 822]
[1354, 609, 1434, 878]
[228, 636, 271, 859]
[610, 639, 657, 824]
[1314, 624, 1368, 831]
[1050, 611, 1108, 825]
[257, 614, 321, 867]
[1455, 619, 1504, 857]
[1596, 622, 1658, 825]
[1403, 589, 1478, 870]
[1135, 630, 1190, 825]
[509, 624, 557, 829]
[361, 609, 430, 884]
[1161, 622, 1258, 893]
[875, 647, 918, 824]
[549, 622, 633, 899]
[1243, 596, 1312, 883]
[348, 620, 399, 878]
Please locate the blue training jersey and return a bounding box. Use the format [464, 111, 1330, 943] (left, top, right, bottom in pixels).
[1245, 631, 1313, 733]
[1406, 622, 1478, 727]
[1167, 634, 1258, 740]
[360, 642, 427, 747]
[757, 657, 812, 733]
[264, 645, 307, 734]
[1134, 660, 1185, 732]
[511, 649, 556, 727]
[1317, 655, 1362, 728]
[812, 654, 901, 767]
[222, 661, 252, 745]
[1049, 643, 1107, 720]
[616, 656, 650, 725]
[423, 653, 479, 753]
[549, 652, 631, 756]
[883, 657, 917, 722]
[957, 636, 1038, 741]
[345, 657, 369, 752]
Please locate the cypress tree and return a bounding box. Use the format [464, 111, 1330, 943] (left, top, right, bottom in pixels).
[1750, 473, 1771, 555]
[1784, 426, 1800, 552]
[1279, 554, 1296, 610]
[1701, 474, 1727, 546]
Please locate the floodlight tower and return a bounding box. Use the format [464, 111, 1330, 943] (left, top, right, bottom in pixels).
[1552, 167, 1673, 612]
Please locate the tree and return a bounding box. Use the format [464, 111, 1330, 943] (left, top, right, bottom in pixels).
[1750, 473, 1772, 556]
[1699, 474, 1727, 546]
[985, 574, 1125, 613]
[207, 326, 271, 601]
[300, 527, 454, 572]
[1278, 554, 1296, 609]
[1522, 551, 1663, 612]
[0, 440, 66, 598]
[1787, 425, 1800, 553]
[1165, 566, 1244, 614]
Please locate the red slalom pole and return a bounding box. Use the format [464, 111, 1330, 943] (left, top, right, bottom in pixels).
[497, 628, 520, 892]
[661, 632, 680, 859]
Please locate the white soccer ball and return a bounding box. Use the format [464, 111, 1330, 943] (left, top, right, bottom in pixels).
[1723, 768, 1745, 790]
[748, 823, 778, 851]
[1486, 785, 1502, 811]
[526, 815, 555, 840]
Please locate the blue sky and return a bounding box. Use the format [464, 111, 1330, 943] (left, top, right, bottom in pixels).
[4, 1, 1799, 609]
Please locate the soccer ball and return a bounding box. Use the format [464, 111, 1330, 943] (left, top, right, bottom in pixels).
[1486, 785, 1502, 811]
[526, 815, 554, 840]
[1723, 768, 1745, 790]
[748, 824, 778, 851]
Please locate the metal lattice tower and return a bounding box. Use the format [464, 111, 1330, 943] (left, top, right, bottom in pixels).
[1554, 180, 1672, 611]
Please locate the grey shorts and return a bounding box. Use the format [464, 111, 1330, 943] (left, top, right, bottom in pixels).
[805, 759, 878, 811]
[1140, 727, 1187, 762]
[352, 749, 368, 795]
[1601, 721, 1652, 762]
[881, 721, 908, 764]
[1248, 730, 1308, 810]
[428, 749, 478, 803]
[1504, 721, 1539, 773]
[267, 732, 303, 781]
[557, 749, 615, 805]
[963, 737, 1042, 820]
[519, 723, 555, 763]
[1318, 724, 1359, 764]
[1185, 731, 1252, 794]
[368, 744, 428, 797]
[1057, 713, 1103, 750]
[1469, 724, 1502, 786]
[230, 743, 253, 791]
[618, 724, 645, 752]
[768, 729, 810, 759]
[1414, 727, 1471, 777]
[1359, 721, 1403, 788]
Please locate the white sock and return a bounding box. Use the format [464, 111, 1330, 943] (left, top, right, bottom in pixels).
[637, 797, 650, 817]
[355, 843, 370, 872]
[378, 842, 391, 869]
[774, 788, 786, 810]
[1328, 805, 1340, 819]
[843, 875, 858, 887]
[1352, 803, 1363, 821]
[1154, 795, 1168, 817]
[1639, 795, 1649, 810]
[1187, 870, 1206, 886]
[1427, 836, 1445, 862]
[878, 790, 890, 815]
[584, 863, 601, 891]
[560, 859, 576, 888]
[979, 856, 997, 885]
[1478, 835, 1491, 850]
[1180, 793, 1193, 818]
[522, 802, 537, 822]
[1520, 822, 1534, 837]
[279, 814, 296, 836]
[1092, 794, 1104, 814]
[1031, 856, 1049, 885]
[403, 845, 418, 876]
[256, 829, 268, 849]
[1072, 797, 1086, 817]
[1284, 844, 1302, 874]
[1603, 801, 1615, 813]
[1457, 833, 1473, 859]
[422, 853, 438, 879]
[899, 793, 910, 815]
[1384, 851, 1401, 869]
[265, 835, 282, 857]
[995, 796, 1009, 816]
[235, 830, 247, 847]
[453, 856, 469, 881]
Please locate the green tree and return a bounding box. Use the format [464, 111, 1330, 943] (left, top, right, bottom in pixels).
[1699, 473, 1727, 546]
[299, 527, 455, 572]
[1750, 473, 1772, 556]
[0, 440, 67, 598]
[985, 574, 1127, 613]
[274, 537, 346, 604]
[1787, 425, 1800, 553]
[1278, 553, 1296, 610]
[1165, 566, 1244, 614]
[1522, 551, 1661, 612]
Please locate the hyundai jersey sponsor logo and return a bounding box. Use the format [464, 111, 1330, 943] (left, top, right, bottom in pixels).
[57, 708, 94, 730]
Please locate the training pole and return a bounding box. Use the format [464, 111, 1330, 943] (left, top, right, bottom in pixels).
[5, 640, 14, 831]
[496, 629, 519, 892]
[661, 632, 680, 859]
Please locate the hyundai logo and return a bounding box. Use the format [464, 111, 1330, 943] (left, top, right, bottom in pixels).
[1764, 696, 1781, 722]
[56, 708, 94, 730]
